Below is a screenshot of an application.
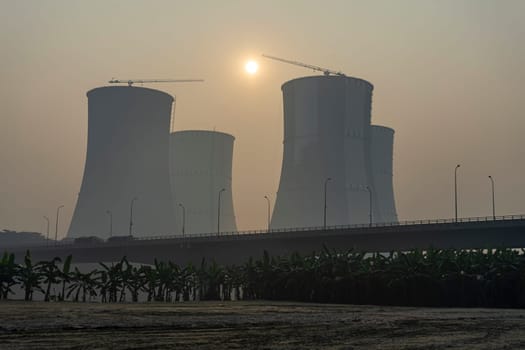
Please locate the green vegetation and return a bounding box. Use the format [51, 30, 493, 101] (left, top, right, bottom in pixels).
[1, 248, 525, 307]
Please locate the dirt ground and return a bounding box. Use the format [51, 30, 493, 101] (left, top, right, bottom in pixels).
[1, 301, 525, 349]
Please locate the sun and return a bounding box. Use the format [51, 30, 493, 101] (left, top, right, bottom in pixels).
[245, 60, 259, 75]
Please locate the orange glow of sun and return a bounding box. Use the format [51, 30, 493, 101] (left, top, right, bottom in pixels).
[245, 60, 259, 74]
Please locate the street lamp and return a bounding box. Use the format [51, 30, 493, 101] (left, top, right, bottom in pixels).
[55, 205, 64, 245]
[106, 210, 113, 237]
[454, 164, 461, 222]
[488, 176, 496, 220]
[264, 195, 271, 232]
[323, 177, 332, 229]
[129, 197, 138, 236]
[366, 186, 372, 227]
[217, 188, 225, 236]
[43, 216, 50, 245]
[179, 203, 186, 237]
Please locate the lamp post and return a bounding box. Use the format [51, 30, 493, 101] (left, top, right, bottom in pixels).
[323, 177, 332, 229]
[454, 164, 461, 222]
[55, 205, 64, 245]
[217, 188, 225, 236]
[366, 186, 372, 227]
[264, 195, 271, 232]
[179, 203, 186, 237]
[106, 210, 113, 237]
[43, 216, 50, 246]
[129, 197, 138, 236]
[488, 176, 495, 220]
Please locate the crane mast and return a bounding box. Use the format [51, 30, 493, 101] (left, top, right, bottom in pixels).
[262, 54, 345, 77]
[108, 79, 204, 87]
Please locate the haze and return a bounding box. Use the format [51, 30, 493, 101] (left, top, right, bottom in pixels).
[1, 0, 524, 237]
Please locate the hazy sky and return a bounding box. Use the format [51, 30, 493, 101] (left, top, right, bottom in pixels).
[1, 0, 524, 237]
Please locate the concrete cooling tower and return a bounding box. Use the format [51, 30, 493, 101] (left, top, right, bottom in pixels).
[170, 130, 237, 235]
[270, 76, 375, 229]
[370, 125, 398, 223]
[68, 86, 176, 238]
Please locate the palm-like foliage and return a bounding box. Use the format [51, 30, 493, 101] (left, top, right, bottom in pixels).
[58, 255, 73, 301]
[224, 264, 243, 300]
[38, 257, 62, 301]
[141, 265, 157, 302]
[98, 259, 125, 302]
[16, 251, 43, 301]
[154, 259, 176, 301]
[122, 260, 147, 302]
[183, 263, 199, 301]
[4, 248, 525, 307]
[0, 252, 17, 300]
[200, 260, 225, 300]
[67, 267, 98, 302]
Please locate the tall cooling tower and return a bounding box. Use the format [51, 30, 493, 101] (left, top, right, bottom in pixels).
[370, 125, 398, 223]
[170, 130, 237, 234]
[68, 86, 176, 238]
[270, 76, 374, 229]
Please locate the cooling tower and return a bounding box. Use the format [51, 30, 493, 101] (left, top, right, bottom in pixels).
[170, 130, 237, 234]
[370, 125, 398, 223]
[68, 86, 176, 238]
[270, 76, 374, 229]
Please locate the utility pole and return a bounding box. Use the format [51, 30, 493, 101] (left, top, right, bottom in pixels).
[264, 195, 271, 232]
[43, 216, 50, 246]
[217, 188, 225, 236]
[455, 164, 461, 222]
[129, 197, 138, 236]
[323, 178, 332, 229]
[488, 176, 496, 220]
[55, 205, 64, 245]
[179, 203, 186, 237]
[366, 186, 372, 227]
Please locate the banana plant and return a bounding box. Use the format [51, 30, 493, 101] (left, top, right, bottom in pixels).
[98, 260, 124, 303]
[16, 251, 43, 301]
[67, 267, 98, 302]
[38, 256, 62, 301]
[141, 265, 157, 302]
[0, 252, 17, 300]
[123, 260, 147, 302]
[58, 255, 73, 301]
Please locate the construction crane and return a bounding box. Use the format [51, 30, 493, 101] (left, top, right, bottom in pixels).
[262, 54, 345, 77]
[108, 78, 204, 87]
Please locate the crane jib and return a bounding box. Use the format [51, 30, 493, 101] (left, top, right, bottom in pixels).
[262, 54, 346, 77]
[108, 79, 204, 87]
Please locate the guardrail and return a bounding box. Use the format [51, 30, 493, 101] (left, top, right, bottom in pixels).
[28, 214, 525, 249]
[131, 214, 525, 242]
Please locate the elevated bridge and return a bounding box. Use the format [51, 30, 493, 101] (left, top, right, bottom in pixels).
[7, 215, 525, 265]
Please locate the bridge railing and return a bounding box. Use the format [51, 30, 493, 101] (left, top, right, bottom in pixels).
[34, 214, 525, 249]
[130, 213, 525, 242]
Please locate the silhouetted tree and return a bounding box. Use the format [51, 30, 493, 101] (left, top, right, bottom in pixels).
[0, 252, 17, 300]
[16, 251, 43, 301]
[58, 255, 73, 301]
[67, 267, 98, 302]
[38, 257, 62, 301]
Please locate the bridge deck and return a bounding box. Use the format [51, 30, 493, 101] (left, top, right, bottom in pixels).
[6, 216, 525, 265]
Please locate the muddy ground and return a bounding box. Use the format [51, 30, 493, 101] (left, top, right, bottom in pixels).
[1, 301, 525, 349]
